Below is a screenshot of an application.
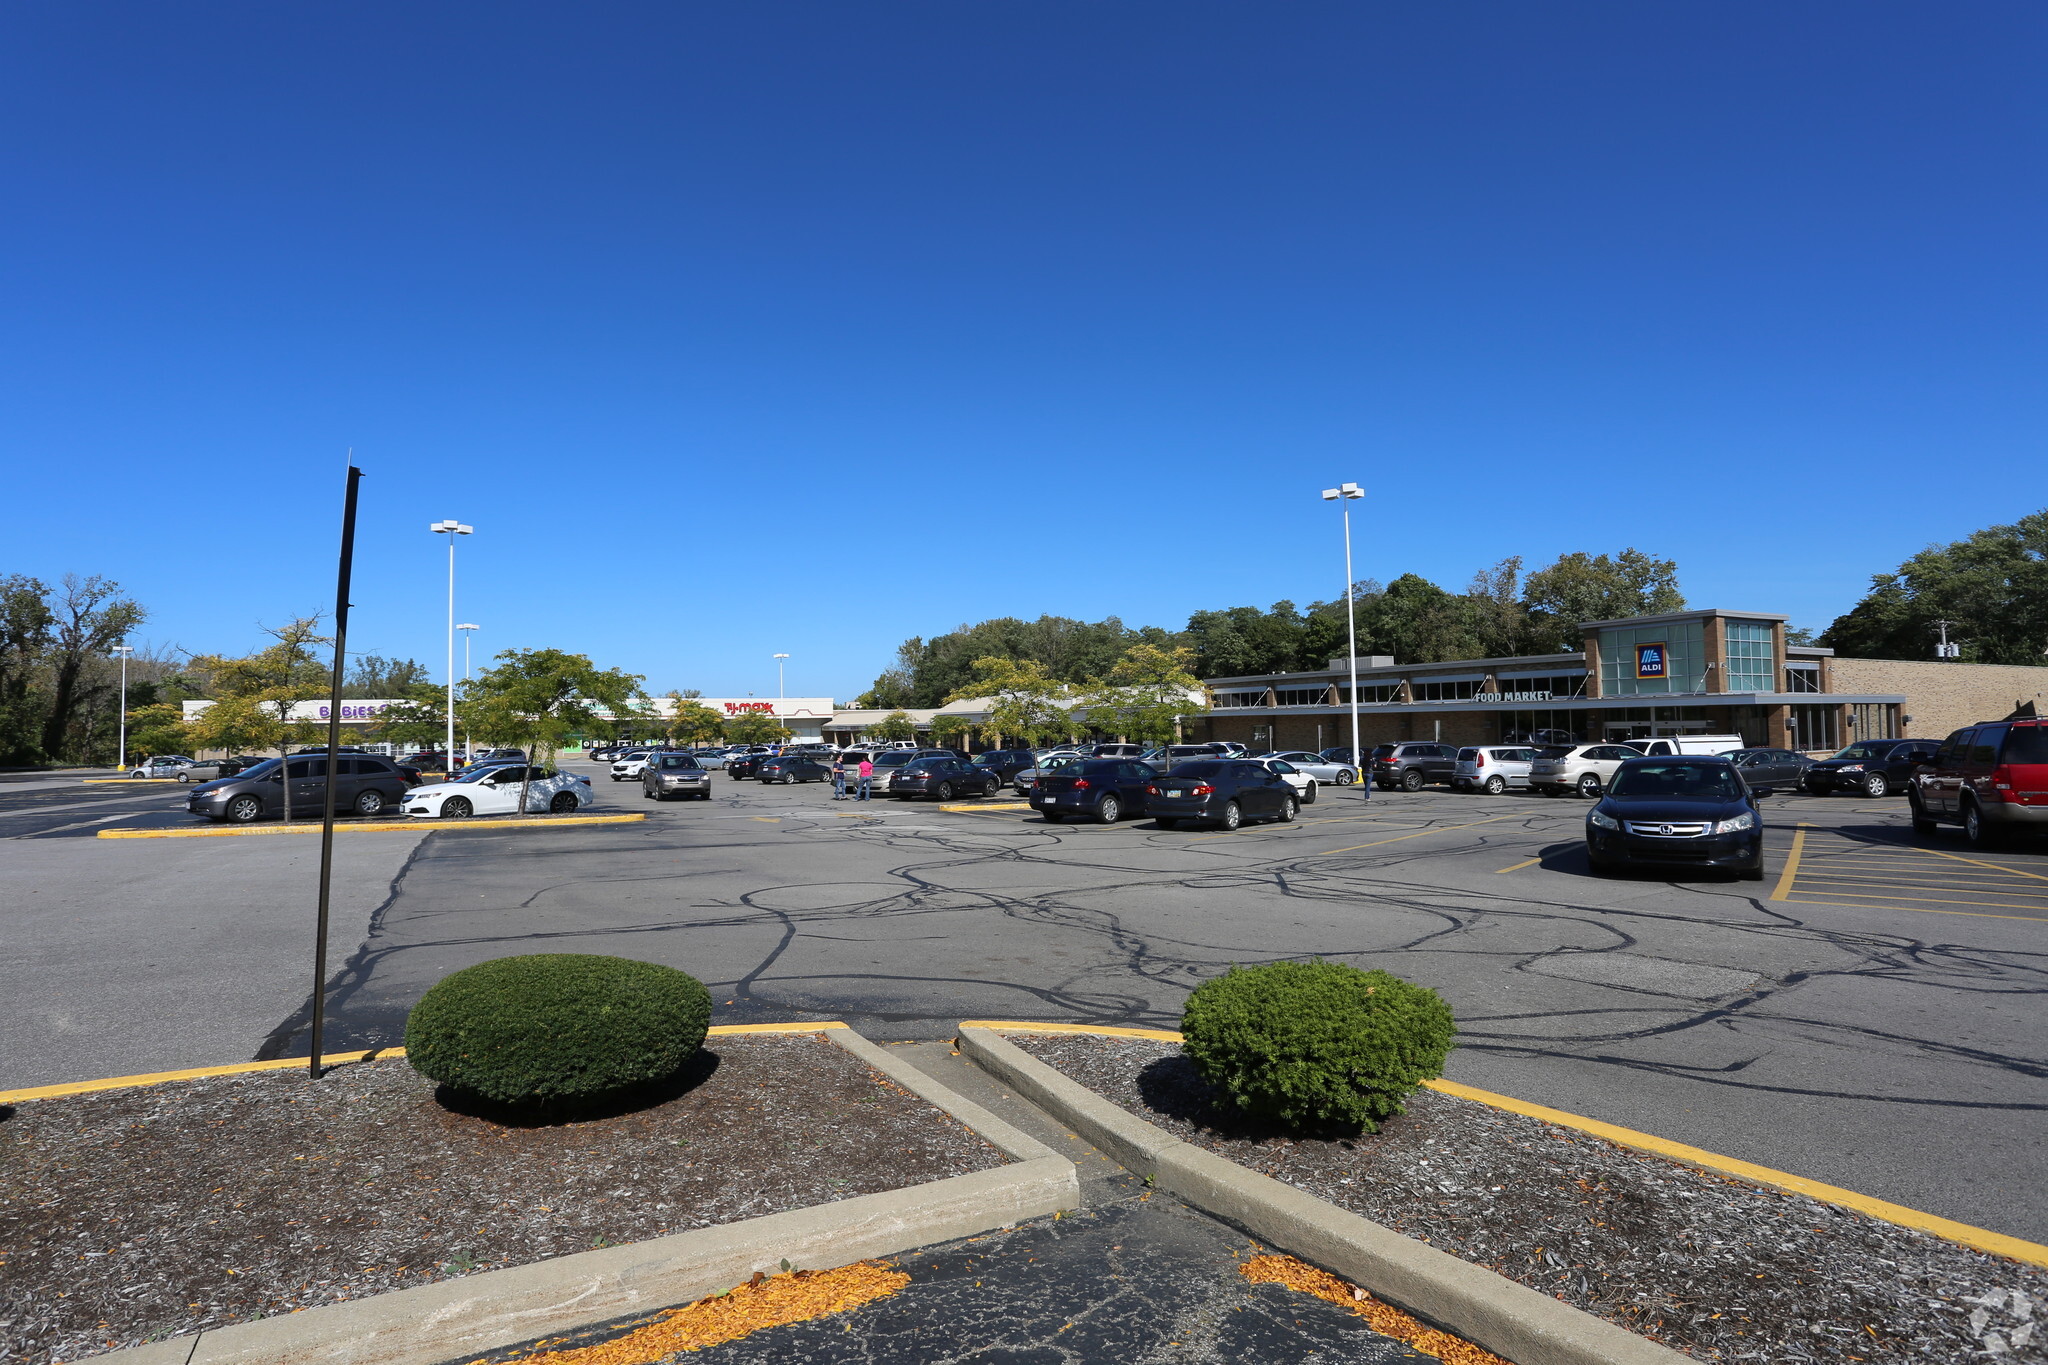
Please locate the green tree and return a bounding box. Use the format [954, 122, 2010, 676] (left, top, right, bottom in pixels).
[668, 698, 727, 745]
[1821, 510, 2048, 665]
[929, 712, 976, 751]
[184, 695, 288, 761]
[1521, 549, 1685, 650]
[1186, 602, 1307, 677]
[464, 648, 647, 814]
[1081, 643, 1205, 746]
[371, 700, 450, 754]
[0, 575, 55, 765]
[722, 709, 794, 745]
[865, 710, 918, 743]
[38, 574, 147, 763]
[948, 656, 1076, 746]
[189, 617, 330, 816]
[123, 702, 193, 759]
[865, 615, 1171, 707]
[1354, 574, 1485, 664]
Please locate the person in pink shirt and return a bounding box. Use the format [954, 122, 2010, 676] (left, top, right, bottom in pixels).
[856, 756, 874, 802]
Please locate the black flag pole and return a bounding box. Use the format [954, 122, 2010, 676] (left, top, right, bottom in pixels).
[311, 463, 363, 1079]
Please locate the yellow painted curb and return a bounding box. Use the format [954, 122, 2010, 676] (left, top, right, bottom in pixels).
[940, 802, 1033, 812]
[96, 812, 647, 839]
[81, 777, 172, 784]
[965, 1022, 2048, 1269]
[0, 1023, 851, 1105]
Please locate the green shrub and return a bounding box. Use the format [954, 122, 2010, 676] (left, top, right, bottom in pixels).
[1181, 960, 1455, 1134]
[404, 954, 711, 1111]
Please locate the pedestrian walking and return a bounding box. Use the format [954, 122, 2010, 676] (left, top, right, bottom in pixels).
[856, 755, 873, 802]
[831, 754, 847, 800]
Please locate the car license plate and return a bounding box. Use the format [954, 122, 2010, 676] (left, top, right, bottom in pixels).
[1165, 789, 1183, 797]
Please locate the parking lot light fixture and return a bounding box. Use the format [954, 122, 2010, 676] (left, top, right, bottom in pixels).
[431, 521, 473, 765]
[774, 653, 790, 699]
[111, 644, 133, 770]
[1321, 483, 1366, 791]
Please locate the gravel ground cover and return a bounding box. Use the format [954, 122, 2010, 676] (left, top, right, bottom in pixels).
[0, 1034, 1005, 1365]
[1012, 1033, 2047, 1364]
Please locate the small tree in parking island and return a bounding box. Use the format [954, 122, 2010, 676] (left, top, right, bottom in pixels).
[464, 649, 646, 815]
[371, 700, 449, 756]
[947, 656, 1075, 747]
[1081, 643, 1205, 747]
[929, 712, 976, 752]
[669, 697, 728, 746]
[866, 710, 918, 744]
[722, 709, 794, 745]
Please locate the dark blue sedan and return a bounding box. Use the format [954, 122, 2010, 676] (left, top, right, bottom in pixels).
[1029, 759, 1159, 823]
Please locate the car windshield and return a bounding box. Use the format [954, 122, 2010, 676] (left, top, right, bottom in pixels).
[1167, 761, 1224, 778]
[1829, 743, 1892, 761]
[658, 756, 699, 770]
[1532, 746, 1575, 759]
[1035, 756, 1079, 771]
[874, 752, 917, 768]
[235, 757, 283, 779]
[450, 765, 515, 783]
[1607, 763, 1743, 800]
[1370, 745, 1397, 758]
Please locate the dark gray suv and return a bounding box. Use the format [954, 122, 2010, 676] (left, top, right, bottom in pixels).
[1370, 742, 1459, 791]
[187, 754, 415, 823]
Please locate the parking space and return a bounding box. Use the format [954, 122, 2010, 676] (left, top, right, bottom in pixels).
[1773, 824, 2048, 922]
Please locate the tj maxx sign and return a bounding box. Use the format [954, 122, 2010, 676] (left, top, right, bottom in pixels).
[724, 701, 777, 715]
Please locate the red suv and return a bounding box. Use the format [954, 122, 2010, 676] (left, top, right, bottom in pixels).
[1908, 719, 2048, 847]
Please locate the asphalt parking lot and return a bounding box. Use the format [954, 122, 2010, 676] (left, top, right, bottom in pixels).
[3, 759, 2043, 1243]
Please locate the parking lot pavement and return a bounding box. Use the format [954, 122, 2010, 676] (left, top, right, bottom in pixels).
[12, 758, 2045, 1243]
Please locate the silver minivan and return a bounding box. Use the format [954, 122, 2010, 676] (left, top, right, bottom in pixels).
[1452, 746, 1539, 794]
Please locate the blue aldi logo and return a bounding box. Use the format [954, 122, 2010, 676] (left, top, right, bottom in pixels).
[1635, 642, 1669, 680]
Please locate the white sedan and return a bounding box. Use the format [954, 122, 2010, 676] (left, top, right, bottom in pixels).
[1242, 756, 1320, 804]
[1263, 750, 1360, 786]
[404, 765, 595, 818]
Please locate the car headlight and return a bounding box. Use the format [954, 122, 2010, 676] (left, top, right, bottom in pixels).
[1714, 811, 1757, 833]
[1837, 763, 1863, 772]
[1588, 810, 1619, 830]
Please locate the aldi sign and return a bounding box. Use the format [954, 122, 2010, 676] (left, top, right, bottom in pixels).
[1634, 643, 1669, 680]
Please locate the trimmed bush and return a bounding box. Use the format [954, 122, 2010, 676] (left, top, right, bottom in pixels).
[404, 954, 711, 1112]
[1181, 960, 1455, 1134]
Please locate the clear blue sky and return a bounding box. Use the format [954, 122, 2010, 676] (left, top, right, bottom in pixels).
[5, 3, 2043, 700]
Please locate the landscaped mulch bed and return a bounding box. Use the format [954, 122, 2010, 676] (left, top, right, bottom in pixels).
[1012, 1033, 2048, 1364]
[0, 1034, 1006, 1365]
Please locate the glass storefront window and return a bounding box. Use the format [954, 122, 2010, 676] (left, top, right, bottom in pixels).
[1725, 620, 1775, 693]
[1600, 621, 1705, 695]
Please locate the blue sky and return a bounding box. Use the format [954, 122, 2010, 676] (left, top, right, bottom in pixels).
[5, 3, 2042, 701]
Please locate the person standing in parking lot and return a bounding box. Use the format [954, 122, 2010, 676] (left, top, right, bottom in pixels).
[856, 756, 873, 801]
[832, 754, 847, 800]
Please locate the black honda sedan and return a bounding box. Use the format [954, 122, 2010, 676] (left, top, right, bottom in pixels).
[754, 756, 830, 785]
[891, 756, 1000, 801]
[727, 752, 774, 780]
[1141, 760, 1299, 831]
[1030, 758, 1160, 823]
[1585, 757, 1764, 880]
[1802, 738, 1938, 798]
[969, 749, 1037, 788]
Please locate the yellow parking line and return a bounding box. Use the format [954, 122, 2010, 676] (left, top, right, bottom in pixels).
[1768, 824, 1811, 902]
[97, 813, 646, 839]
[1917, 845, 2048, 884]
[1317, 812, 1528, 856]
[1783, 889, 2048, 913]
[1797, 873, 2048, 894]
[1494, 857, 1542, 874]
[80, 777, 173, 784]
[1782, 896, 2048, 924]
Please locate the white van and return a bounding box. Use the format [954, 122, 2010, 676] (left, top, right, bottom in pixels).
[1624, 735, 1746, 757]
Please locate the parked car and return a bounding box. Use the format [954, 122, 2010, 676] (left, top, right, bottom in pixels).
[726, 751, 776, 780]
[641, 752, 713, 800]
[1721, 748, 1813, 796]
[1909, 718, 2048, 847]
[1623, 735, 1746, 758]
[1452, 746, 1539, 794]
[187, 754, 417, 823]
[1499, 729, 1580, 747]
[1803, 738, 1938, 798]
[126, 754, 199, 780]
[404, 764, 594, 818]
[1012, 754, 1082, 795]
[610, 750, 655, 781]
[1370, 742, 1459, 791]
[1142, 760, 1300, 831]
[1241, 756, 1318, 804]
[1585, 757, 1764, 880]
[402, 750, 450, 770]
[1084, 743, 1149, 758]
[969, 749, 1037, 789]
[1259, 750, 1359, 786]
[1527, 743, 1645, 797]
[1137, 743, 1242, 768]
[891, 756, 1001, 801]
[755, 755, 832, 785]
[1029, 758, 1160, 823]
[868, 748, 962, 795]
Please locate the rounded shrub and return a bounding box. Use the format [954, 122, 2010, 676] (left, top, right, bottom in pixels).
[404, 954, 711, 1112]
[1181, 960, 1455, 1134]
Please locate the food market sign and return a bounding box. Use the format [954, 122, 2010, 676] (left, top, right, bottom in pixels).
[1472, 690, 1554, 703]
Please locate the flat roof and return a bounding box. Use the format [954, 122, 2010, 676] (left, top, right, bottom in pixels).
[1578, 608, 1789, 630]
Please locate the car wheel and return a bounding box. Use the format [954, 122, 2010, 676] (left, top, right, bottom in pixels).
[1484, 775, 1507, 796]
[1332, 768, 1353, 785]
[442, 796, 473, 819]
[354, 790, 386, 816]
[1278, 796, 1299, 823]
[936, 781, 955, 801]
[178, 772, 192, 783]
[1963, 802, 1999, 848]
[1155, 817, 1178, 829]
[1217, 800, 1242, 831]
[1401, 769, 1424, 792]
[551, 792, 579, 814]
[984, 778, 999, 797]
[1909, 793, 1938, 837]
[1587, 851, 1614, 877]
[1577, 773, 1602, 798]
[1863, 773, 1889, 799]
[225, 795, 263, 824]
[1097, 794, 1122, 824]
[1300, 781, 1316, 805]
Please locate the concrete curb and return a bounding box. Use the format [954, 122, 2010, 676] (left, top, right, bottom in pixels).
[957, 1027, 1688, 1365]
[87, 1032, 1080, 1365]
[96, 813, 646, 839]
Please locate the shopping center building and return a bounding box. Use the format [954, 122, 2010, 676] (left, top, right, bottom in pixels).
[1189, 608, 2046, 754]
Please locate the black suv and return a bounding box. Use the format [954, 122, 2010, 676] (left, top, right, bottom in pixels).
[969, 749, 1037, 789]
[1371, 742, 1458, 791]
[1803, 738, 1939, 798]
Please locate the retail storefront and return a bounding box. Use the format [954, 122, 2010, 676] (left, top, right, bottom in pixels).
[1194, 608, 2040, 754]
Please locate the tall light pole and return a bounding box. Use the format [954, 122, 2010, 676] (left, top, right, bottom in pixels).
[1321, 482, 1366, 796]
[773, 653, 790, 699]
[431, 520, 472, 766]
[457, 624, 479, 759]
[111, 644, 133, 770]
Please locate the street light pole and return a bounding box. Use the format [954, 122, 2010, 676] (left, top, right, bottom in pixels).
[457, 624, 479, 759]
[1321, 482, 1366, 797]
[431, 520, 473, 767]
[112, 644, 133, 770]
[774, 653, 790, 700]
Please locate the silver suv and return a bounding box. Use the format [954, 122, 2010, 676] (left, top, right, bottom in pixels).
[1453, 746, 1539, 794]
[642, 752, 712, 801]
[1527, 743, 1642, 797]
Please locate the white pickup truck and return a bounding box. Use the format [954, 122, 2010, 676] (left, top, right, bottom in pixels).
[1624, 735, 1746, 757]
